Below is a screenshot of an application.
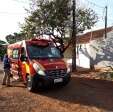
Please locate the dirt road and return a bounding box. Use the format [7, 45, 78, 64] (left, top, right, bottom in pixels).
[0, 70, 113, 112]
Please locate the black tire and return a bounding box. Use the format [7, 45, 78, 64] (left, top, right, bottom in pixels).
[26, 75, 36, 92]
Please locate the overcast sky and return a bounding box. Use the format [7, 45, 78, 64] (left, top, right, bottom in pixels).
[0, 0, 30, 41]
[84, 0, 113, 28]
[0, 0, 113, 41]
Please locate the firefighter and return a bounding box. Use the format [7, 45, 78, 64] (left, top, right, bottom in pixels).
[2, 54, 11, 86]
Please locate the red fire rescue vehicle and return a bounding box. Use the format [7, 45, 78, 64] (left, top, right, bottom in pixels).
[7, 38, 71, 91]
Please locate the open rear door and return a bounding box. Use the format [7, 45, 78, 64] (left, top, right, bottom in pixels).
[10, 48, 21, 80]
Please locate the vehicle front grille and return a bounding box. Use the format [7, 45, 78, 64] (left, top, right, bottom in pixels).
[46, 69, 67, 78]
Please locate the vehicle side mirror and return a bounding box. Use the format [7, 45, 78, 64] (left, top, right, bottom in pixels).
[20, 55, 28, 62]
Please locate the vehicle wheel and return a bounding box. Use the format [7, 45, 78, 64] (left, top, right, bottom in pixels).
[26, 75, 35, 92]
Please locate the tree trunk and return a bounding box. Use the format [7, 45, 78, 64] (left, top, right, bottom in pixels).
[90, 57, 95, 70]
[72, 37, 76, 72]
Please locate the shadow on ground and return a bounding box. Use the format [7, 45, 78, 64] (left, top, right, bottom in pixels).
[38, 76, 113, 111]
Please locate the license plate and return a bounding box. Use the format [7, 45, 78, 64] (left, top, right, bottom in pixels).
[54, 78, 63, 83]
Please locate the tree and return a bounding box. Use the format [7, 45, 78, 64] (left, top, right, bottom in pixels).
[21, 0, 71, 38]
[5, 33, 25, 44]
[20, 0, 98, 71]
[5, 34, 15, 44]
[21, 0, 98, 37]
[0, 40, 7, 60]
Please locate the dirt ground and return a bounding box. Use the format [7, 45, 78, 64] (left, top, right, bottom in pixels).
[0, 70, 113, 112]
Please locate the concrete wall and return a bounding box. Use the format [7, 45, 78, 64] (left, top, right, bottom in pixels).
[64, 44, 90, 68]
[80, 31, 113, 68]
[64, 30, 113, 69]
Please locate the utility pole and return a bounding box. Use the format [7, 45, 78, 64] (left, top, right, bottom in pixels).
[72, 0, 77, 71]
[105, 6, 107, 38]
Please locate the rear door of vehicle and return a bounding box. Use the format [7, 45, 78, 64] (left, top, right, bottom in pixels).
[10, 48, 20, 80]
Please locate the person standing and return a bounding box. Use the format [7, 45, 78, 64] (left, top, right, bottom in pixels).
[2, 54, 11, 86]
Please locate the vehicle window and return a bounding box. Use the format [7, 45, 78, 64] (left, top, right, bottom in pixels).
[27, 45, 61, 59]
[12, 49, 19, 59]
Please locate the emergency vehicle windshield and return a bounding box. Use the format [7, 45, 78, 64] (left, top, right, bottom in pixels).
[27, 45, 62, 59]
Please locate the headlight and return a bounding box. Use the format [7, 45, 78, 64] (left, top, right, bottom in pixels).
[33, 63, 46, 76]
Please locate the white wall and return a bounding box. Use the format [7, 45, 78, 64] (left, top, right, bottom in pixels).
[64, 30, 113, 69]
[80, 30, 113, 68]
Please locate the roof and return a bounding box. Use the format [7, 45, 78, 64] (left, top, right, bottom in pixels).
[8, 38, 51, 49]
[77, 27, 113, 44]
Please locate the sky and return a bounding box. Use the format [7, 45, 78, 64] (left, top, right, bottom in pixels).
[0, 0, 30, 41]
[0, 0, 113, 41]
[81, 0, 113, 28]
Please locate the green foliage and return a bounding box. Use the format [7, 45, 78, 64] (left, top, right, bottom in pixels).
[0, 40, 7, 59]
[76, 8, 98, 32]
[20, 0, 98, 38]
[21, 0, 70, 38]
[5, 32, 26, 44]
[0, 47, 6, 58]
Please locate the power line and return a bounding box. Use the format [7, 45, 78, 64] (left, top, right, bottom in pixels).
[85, 0, 105, 9]
[83, 0, 106, 18]
[83, 0, 112, 28]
